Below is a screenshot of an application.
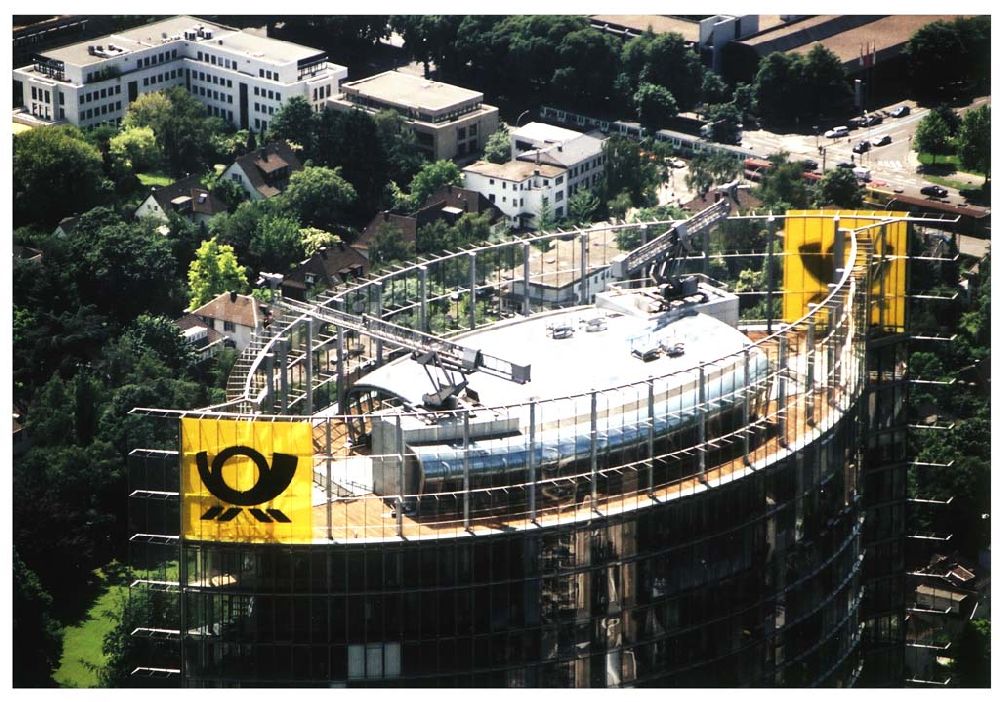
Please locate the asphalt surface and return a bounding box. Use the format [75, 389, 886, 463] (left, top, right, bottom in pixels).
[740, 96, 991, 205]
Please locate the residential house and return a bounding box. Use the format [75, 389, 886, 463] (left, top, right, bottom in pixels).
[53, 215, 79, 238]
[328, 70, 499, 163]
[220, 141, 303, 201]
[185, 291, 272, 353]
[462, 123, 606, 229]
[12, 15, 347, 130]
[281, 243, 369, 301]
[174, 312, 231, 362]
[134, 174, 228, 225]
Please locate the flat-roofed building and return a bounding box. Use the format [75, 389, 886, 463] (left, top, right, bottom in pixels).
[12, 15, 347, 131]
[327, 70, 499, 163]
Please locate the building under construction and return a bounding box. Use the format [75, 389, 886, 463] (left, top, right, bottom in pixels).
[127, 200, 962, 686]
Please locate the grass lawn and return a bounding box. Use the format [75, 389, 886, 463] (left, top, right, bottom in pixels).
[136, 172, 174, 187]
[53, 570, 126, 688]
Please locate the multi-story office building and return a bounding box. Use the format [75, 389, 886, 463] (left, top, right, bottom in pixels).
[327, 70, 499, 163]
[128, 203, 930, 686]
[12, 16, 347, 131]
[510, 122, 606, 197]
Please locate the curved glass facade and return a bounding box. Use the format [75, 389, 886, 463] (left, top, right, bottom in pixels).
[128, 212, 911, 687]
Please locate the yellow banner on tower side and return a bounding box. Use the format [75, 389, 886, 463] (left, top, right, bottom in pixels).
[782, 210, 907, 331]
[180, 418, 314, 543]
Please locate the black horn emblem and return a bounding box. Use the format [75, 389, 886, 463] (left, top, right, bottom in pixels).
[196, 446, 297, 523]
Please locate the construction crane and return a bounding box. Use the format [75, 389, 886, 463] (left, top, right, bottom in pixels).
[278, 297, 531, 410]
[609, 179, 738, 289]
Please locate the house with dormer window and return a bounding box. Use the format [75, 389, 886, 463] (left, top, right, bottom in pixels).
[220, 141, 303, 200]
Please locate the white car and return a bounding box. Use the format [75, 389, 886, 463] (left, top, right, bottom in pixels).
[824, 126, 849, 139]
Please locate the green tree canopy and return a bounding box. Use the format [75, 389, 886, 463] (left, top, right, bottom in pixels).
[369, 223, 415, 268]
[281, 165, 357, 231]
[187, 237, 249, 308]
[756, 152, 810, 212]
[249, 214, 306, 273]
[484, 123, 511, 164]
[108, 125, 162, 175]
[914, 110, 953, 162]
[633, 82, 678, 134]
[814, 167, 863, 209]
[123, 86, 224, 176]
[13, 551, 63, 687]
[374, 109, 426, 185]
[404, 160, 463, 213]
[267, 96, 318, 154]
[956, 104, 990, 178]
[601, 136, 657, 211]
[13, 125, 109, 227]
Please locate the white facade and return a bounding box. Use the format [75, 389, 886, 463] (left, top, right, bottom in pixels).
[12, 16, 347, 131]
[462, 161, 568, 229]
[510, 123, 606, 199]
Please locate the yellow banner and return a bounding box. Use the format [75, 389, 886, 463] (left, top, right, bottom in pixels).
[180, 418, 314, 543]
[782, 210, 907, 331]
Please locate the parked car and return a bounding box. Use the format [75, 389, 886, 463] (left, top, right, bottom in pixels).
[800, 159, 819, 171]
[847, 117, 865, 129]
[852, 140, 872, 154]
[873, 135, 892, 147]
[824, 126, 850, 138]
[890, 105, 911, 118]
[862, 114, 883, 127]
[836, 162, 855, 169]
[920, 184, 948, 198]
[853, 166, 872, 182]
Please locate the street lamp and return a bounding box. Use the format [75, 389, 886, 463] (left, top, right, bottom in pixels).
[515, 109, 530, 128]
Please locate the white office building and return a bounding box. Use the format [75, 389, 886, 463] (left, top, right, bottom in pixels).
[12, 16, 347, 132]
[510, 122, 606, 198]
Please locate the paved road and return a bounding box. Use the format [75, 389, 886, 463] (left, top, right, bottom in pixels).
[740, 96, 991, 203]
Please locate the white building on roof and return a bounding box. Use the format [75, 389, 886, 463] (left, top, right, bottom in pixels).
[12, 15, 347, 131]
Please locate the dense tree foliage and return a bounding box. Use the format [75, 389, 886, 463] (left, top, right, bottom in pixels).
[914, 110, 953, 162]
[401, 160, 464, 213]
[282, 165, 357, 231]
[755, 153, 811, 212]
[13, 551, 64, 687]
[752, 46, 850, 127]
[956, 104, 990, 178]
[633, 82, 678, 134]
[187, 237, 249, 308]
[484, 123, 512, 164]
[600, 136, 657, 212]
[814, 167, 863, 208]
[906, 17, 991, 100]
[123, 87, 226, 176]
[13, 126, 110, 227]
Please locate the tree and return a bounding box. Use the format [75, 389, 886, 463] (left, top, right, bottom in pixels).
[686, 152, 741, 197]
[210, 176, 249, 209]
[914, 111, 952, 163]
[601, 136, 657, 211]
[267, 96, 318, 154]
[315, 109, 387, 214]
[633, 82, 678, 134]
[757, 153, 810, 212]
[374, 109, 426, 185]
[639, 32, 704, 111]
[108, 125, 163, 175]
[249, 214, 306, 273]
[404, 160, 463, 213]
[568, 188, 601, 225]
[905, 20, 968, 99]
[700, 70, 729, 106]
[13, 125, 109, 227]
[552, 28, 622, 112]
[123, 87, 222, 176]
[953, 619, 990, 687]
[300, 227, 343, 256]
[369, 223, 414, 268]
[281, 165, 357, 231]
[13, 551, 63, 687]
[187, 237, 249, 308]
[68, 214, 181, 324]
[701, 102, 743, 145]
[752, 52, 802, 127]
[801, 44, 851, 118]
[957, 105, 990, 179]
[933, 105, 962, 136]
[814, 167, 863, 209]
[484, 123, 511, 164]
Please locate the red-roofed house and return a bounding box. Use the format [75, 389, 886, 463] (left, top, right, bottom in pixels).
[220, 141, 303, 200]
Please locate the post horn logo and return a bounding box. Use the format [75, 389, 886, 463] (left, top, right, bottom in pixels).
[196, 446, 297, 523]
